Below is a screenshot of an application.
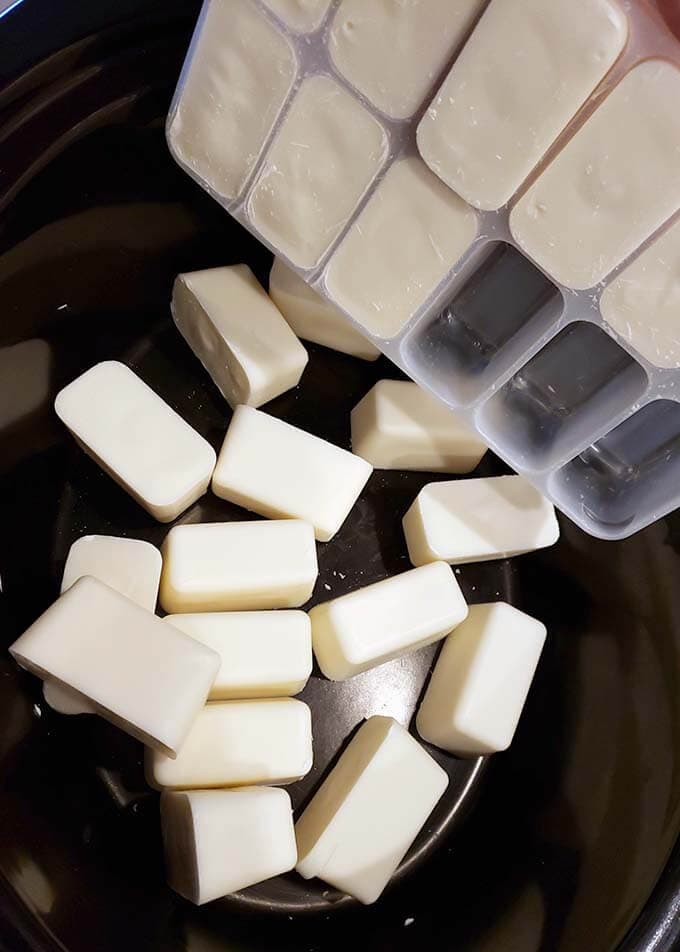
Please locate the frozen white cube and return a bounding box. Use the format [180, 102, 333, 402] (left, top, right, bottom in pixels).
[172, 264, 308, 409]
[159, 519, 318, 613]
[309, 561, 467, 681]
[161, 786, 297, 905]
[54, 361, 216, 522]
[44, 534, 163, 716]
[147, 698, 313, 789]
[165, 611, 312, 699]
[10, 577, 219, 757]
[403, 475, 560, 566]
[351, 380, 486, 472]
[212, 406, 372, 542]
[295, 716, 448, 904]
[416, 602, 547, 755]
[268, 258, 379, 361]
[167, 0, 297, 202]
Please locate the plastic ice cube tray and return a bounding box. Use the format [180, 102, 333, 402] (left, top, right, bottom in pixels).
[167, 0, 680, 540]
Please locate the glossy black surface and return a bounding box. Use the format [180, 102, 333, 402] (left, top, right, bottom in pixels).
[1, 2, 680, 950]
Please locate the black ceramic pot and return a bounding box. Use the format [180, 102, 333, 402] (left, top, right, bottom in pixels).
[0, 2, 679, 950]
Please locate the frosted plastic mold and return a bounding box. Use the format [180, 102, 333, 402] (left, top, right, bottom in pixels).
[168, 0, 680, 539]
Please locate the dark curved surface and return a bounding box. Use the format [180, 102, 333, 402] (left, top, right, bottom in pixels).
[0, 2, 679, 950]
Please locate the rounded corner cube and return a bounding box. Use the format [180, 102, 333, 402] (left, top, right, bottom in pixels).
[172, 264, 308, 409]
[212, 406, 372, 542]
[148, 698, 313, 790]
[161, 786, 296, 905]
[160, 519, 319, 613]
[167, 0, 298, 205]
[309, 561, 467, 681]
[295, 715, 448, 904]
[416, 602, 547, 756]
[10, 576, 219, 757]
[54, 361, 216, 523]
[402, 475, 559, 566]
[324, 156, 478, 341]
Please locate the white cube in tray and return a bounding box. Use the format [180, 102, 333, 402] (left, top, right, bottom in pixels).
[295, 716, 448, 904]
[161, 786, 297, 905]
[172, 264, 308, 409]
[166, 611, 312, 700]
[309, 562, 467, 681]
[351, 379, 486, 472]
[268, 258, 379, 361]
[416, 603, 546, 756]
[403, 475, 559, 566]
[147, 698, 313, 790]
[54, 361, 216, 522]
[212, 406, 372, 542]
[44, 534, 163, 716]
[159, 519, 318, 613]
[10, 577, 219, 757]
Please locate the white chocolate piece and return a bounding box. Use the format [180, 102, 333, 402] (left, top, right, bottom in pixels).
[351, 379, 486, 473]
[417, 0, 627, 211]
[309, 562, 467, 681]
[167, 0, 296, 201]
[172, 265, 308, 409]
[403, 475, 560, 566]
[147, 698, 313, 789]
[161, 786, 297, 905]
[212, 406, 372, 542]
[329, 0, 484, 120]
[600, 216, 680, 369]
[54, 361, 216, 522]
[295, 716, 448, 904]
[160, 520, 318, 613]
[248, 75, 388, 269]
[261, 0, 332, 32]
[268, 258, 380, 361]
[165, 611, 312, 699]
[10, 577, 219, 757]
[510, 60, 680, 290]
[325, 157, 477, 339]
[61, 535, 162, 608]
[44, 535, 163, 716]
[416, 603, 546, 755]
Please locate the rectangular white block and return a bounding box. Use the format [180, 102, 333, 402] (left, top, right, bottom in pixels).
[212, 406, 372, 542]
[160, 519, 318, 613]
[44, 534, 163, 716]
[162, 786, 297, 905]
[268, 258, 379, 361]
[403, 475, 560, 566]
[309, 562, 467, 681]
[329, 0, 484, 120]
[351, 379, 486, 473]
[416, 603, 546, 755]
[54, 361, 216, 522]
[295, 716, 448, 904]
[147, 698, 313, 789]
[172, 264, 308, 409]
[325, 156, 477, 339]
[510, 60, 680, 289]
[165, 611, 312, 699]
[247, 74, 388, 269]
[417, 0, 627, 210]
[167, 0, 297, 201]
[10, 577, 219, 757]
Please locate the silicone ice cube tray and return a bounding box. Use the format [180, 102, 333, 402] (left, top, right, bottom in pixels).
[167, 0, 680, 540]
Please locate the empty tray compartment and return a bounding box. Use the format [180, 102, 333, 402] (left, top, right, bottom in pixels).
[551, 400, 680, 535]
[403, 243, 563, 407]
[477, 322, 648, 471]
